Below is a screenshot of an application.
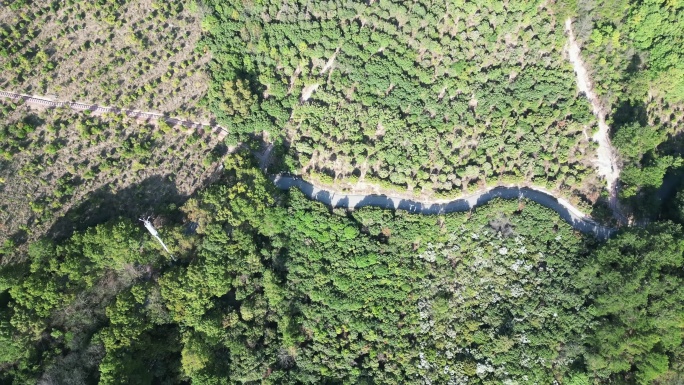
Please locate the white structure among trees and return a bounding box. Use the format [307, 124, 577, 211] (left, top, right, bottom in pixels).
[140, 217, 174, 259]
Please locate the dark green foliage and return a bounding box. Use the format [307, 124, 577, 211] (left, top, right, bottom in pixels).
[675, 190, 684, 224]
[201, 0, 597, 201]
[0, 219, 167, 382]
[613, 121, 681, 198]
[579, 223, 684, 384]
[2, 156, 681, 383]
[1, 0, 682, 383]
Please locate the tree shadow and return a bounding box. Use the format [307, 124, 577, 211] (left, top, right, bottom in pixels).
[589, 198, 616, 225]
[45, 174, 190, 242]
[623, 129, 684, 220]
[660, 128, 684, 158]
[22, 113, 45, 127]
[609, 99, 647, 136]
[625, 53, 643, 75]
[655, 165, 684, 222]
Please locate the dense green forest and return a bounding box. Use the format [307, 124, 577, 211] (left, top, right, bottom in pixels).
[198, 0, 684, 217]
[564, 0, 684, 213]
[201, 0, 602, 206]
[0, 153, 682, 384]
[1, 0, 684, 383]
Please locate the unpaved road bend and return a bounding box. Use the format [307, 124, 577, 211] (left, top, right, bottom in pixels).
[1, 90, 616, 238]
[0, 90, 228, 134]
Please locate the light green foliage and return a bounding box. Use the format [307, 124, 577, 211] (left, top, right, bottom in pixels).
[568, 0, 684, 211]
[220, 79, 257, 121]
[101, 286, 154, 351]
[98, 283, 182, 385]
[574, 0, 684, 105]
[0, 300, 30, 365]
[0, 157, 682, 383]
[612, 122, 665, 161]
[0, 119, 37, 160]
[0, 217, 176, 383]
[629, 1, 684, 101]
[9, 220, 151, 320]
[58, 221, 145, 277]
[203, 0, 597, 201]
[273, 190, 593, 383]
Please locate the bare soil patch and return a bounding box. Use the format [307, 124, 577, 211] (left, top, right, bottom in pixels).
[564, 18, 622, 219]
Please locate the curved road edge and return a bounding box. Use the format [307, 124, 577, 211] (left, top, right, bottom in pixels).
[564, 19, 626, 224]
[0, 89, 616, 239]
[273, 175, 616, 239]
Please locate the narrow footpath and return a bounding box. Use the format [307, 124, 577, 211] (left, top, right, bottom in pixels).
[0, 90, 227, 134]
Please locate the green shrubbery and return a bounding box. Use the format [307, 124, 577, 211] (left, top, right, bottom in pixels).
[1, 154, 681, 384]
[567, 0, 684, 212]
[202, 0, 597, 201]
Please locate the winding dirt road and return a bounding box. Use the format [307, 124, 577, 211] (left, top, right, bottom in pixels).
[273, 176, 614, 239]
[1, 90, 615, 237]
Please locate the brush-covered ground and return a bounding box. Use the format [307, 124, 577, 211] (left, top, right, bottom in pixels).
[0, 0, 212, 122]
[0, 99, 226, 251]
[0, 153, 682, 384]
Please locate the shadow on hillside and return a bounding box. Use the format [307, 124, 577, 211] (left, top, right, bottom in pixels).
[609, 99, 647, 136]
[625, 53, 644, 75]
[660, 128, 684, 157]
[620, 166, 684, 221]
[45, 175, 189, 242]
[618, 129, 684, 219]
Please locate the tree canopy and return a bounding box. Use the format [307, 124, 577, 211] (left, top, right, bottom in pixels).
[1, 154, 682, 384]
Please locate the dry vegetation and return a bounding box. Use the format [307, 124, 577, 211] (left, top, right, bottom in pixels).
[0, 99, 227, 248]
[0, 0, 212, 122]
